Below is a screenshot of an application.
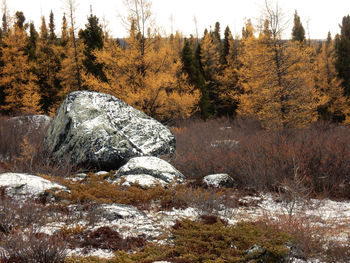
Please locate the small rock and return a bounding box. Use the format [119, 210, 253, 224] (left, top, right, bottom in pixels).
[245, 244, 266, 258]
[284, 242, 305, 261]
[102, 204, 146, 221]
[114, 156, 185, 187]
[203, 174, 235, 188]
[0, 173, 67, 196]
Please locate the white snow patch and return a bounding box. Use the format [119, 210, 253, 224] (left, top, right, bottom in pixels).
[290, 259, 323, 263]
[119, 156, 178, 174]
[116, 156, 185, 184]
[115, 174, 167, 187]
[38, 222, 66, 235]
[95, 171, 109, 176]
[210, 139, 239, 148]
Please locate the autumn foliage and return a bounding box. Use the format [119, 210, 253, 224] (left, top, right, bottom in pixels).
[0, 2, 349, 128]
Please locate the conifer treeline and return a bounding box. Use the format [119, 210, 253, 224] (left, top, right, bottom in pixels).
[1, 1, 350, 128]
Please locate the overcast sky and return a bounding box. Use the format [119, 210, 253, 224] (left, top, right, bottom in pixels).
[6, 0, 350, 39]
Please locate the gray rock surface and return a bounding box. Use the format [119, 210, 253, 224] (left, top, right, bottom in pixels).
[102, 204, 146, 221]
[202, 173, 235, 188]
[0, 173, 67, 196]
[245, 244, 266, 259]
[115, 156, 185, 187]
[44, 91, 175, 170]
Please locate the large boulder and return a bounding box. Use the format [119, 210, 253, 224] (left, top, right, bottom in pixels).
[114, 156, 185, 187]
[44, 91, 175, 170]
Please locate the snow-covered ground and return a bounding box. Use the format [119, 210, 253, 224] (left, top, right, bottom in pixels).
[39, 193, 350, 261]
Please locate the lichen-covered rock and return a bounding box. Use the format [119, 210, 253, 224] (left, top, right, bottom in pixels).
[44, 91, 175, 170]
[202, 173, 235, 188]
[102, 204, 146, 221]
[115, 156, 185, 187]
[0, 173, 66, 196]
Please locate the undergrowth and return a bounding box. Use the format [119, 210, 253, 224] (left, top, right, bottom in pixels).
[169, 117, 350, 199]
[65, 216, 293, 263]
[54, 173, 236, 213]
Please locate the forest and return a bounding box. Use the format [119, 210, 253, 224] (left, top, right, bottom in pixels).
[0, 0, 350, 129]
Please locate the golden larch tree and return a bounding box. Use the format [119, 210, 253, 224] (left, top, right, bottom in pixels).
[0, 25, 41, 113]
[57, 28, 85, 96]
[84, 3, 199, 122]
[237, 20, 317, 129]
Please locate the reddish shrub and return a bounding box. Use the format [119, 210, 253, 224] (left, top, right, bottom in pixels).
[168, 118, 350, 198]
[1, 230, 67, 263]
[65, 226, 146, 251]
[0, 115, 78, 176]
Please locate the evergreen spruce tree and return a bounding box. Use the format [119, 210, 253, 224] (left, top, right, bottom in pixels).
[291, 10, 306, 42]
[48, 10, 57, 41]
[181, 39, 196, 83]
[60, 14, 69, 47]
[203, 28, 209, 36]
[27, 22, 38, 61]
[222, 25, 232, 65]
[2, 14, 8, 34]
[201, 31, 222, 115]
[181, 39, 208, 118]
[213, 22, 221, 43]
[194, 43, 210, 118]
[315, 32, 350, 122]
[36, 15, 62, 113]
[79, 13, 106, 81]
[15, 11, 26, 30]
[335, 15, 350, 96]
